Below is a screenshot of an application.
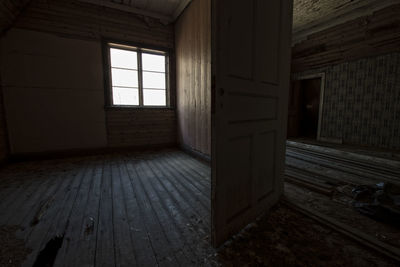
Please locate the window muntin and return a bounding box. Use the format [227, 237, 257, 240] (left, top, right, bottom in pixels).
[109, 45, 167, 107]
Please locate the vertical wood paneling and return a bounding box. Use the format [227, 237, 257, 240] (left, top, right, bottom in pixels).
[175, 0, 211, 156]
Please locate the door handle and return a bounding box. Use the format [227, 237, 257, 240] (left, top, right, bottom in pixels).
[220, 88, 225, 96]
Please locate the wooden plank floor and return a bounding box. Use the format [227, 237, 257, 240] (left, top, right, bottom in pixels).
[0, 149, 215, 267]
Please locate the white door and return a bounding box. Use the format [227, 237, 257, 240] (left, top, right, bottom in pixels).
[211, 0, 293, 246]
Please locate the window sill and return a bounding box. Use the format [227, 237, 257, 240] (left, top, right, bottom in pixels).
[105, 105, 174, 110]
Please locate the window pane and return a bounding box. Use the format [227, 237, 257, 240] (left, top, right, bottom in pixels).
[112, 87, 139, 105]
[111, 69, 138, 87]
[142, 53, 165, 72]
[143, 89, 166, 106]
[142, 71, 166, 89]
[110, 48, 137, 69]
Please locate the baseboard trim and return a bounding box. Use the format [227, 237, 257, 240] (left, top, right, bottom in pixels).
[8, 143, 178, 162]
[179, 143, 211, 164]
[318, 137, 343, 144]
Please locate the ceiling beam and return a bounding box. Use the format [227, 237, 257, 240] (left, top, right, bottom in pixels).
[79, 0, 172, 23]
[171, 0, 192, 22]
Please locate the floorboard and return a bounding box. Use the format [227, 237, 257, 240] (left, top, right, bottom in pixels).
[0, 150, 216, 266]
[0, 145, 397, 266]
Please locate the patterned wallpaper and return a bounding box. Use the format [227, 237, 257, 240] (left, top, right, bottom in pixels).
[293, 52, 400, 150]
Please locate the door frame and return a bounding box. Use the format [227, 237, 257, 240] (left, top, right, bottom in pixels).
[293, 72, 325, 141]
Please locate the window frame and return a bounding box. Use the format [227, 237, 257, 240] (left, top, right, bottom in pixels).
[103, 41, 170, 108]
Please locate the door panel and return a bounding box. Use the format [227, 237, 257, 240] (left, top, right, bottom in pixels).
[227, 0, 254, 79]
[211, 0, 293, 246]
[256, 0, 280, 84]
[255, 131, 276, 201]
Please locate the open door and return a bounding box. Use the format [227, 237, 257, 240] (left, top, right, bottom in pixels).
[299, 78, 322, 139]
[287, 80, 301, 138]
[211, 0, 293, 246]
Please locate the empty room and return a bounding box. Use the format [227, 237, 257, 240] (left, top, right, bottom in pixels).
[0, 0, 399, 266]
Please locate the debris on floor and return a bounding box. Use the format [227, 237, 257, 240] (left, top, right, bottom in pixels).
[0, 225, 32, 267]
[286, 182, 400, 248]
[352, 182, 400, 227]
[217, 203, 397, 267]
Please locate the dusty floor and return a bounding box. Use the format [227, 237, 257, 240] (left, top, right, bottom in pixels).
[1, 202, 396, 267]
[217, 203, 397, 267]
[0, 147, 398, 266]
[290, 138, 400, 161]
[285, 182, 400, 248]
[0, 226, 32, 267]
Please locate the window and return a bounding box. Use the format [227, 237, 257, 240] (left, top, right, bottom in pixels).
[108, 43, 168, 107]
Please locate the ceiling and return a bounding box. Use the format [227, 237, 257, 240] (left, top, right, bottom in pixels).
[82, 0, 397, 29]
[79, 0, 191, 23]
[292, 0, 398, 43]
[293, 0, 361, 31]
[1, 0, 398, 36]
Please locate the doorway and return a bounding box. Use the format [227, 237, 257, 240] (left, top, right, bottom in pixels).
[287, 74, 324, 140]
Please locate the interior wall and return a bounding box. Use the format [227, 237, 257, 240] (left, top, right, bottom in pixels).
[0, 0, 176, 155]
[1, 28, 108, 154]
[175, 0, 211, 156]
[291, 4, 400, 150]
[0, 52, 9, 161]
[106, 108, 176, 148]
[293, 52, 400, 149]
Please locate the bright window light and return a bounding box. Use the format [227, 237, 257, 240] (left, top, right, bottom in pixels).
[143, 89, 166, 106]
[142, 53, 165, 72]
[110, 48, 138, 69]
[109, 45, 167, 107]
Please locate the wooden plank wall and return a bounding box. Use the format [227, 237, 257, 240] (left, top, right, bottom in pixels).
[13, 0, 174, 48]
[0, 0, 31, 161]
[106, 108, 176, 148]
[175, 0, 211, 156]
[0, 0, 176, 154]
[292, 4, 400, 73]
[2, 28, 108, 154]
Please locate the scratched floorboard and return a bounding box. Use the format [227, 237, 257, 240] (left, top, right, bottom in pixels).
[0, 150, 214, 267]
